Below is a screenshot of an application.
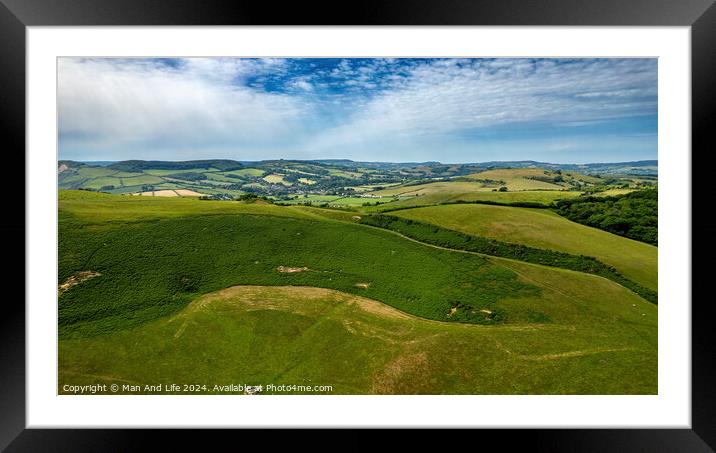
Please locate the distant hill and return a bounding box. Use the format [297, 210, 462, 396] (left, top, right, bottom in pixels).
[286, 159, 657, 175]
[108, 159, 243, 172]
[69, 158, 656, 174]
[59, 158, 656, 201]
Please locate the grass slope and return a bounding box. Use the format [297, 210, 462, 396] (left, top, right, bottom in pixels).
[59, 282, 656, 395]
[373, 190, 581, 211]
[59, 191, 543, 338]
[58, 190, 657, 394]
[465, 168, 565, 190]
[392, 204, 657, 291]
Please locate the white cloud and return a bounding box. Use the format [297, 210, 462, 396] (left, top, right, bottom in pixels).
[58, 58, 306, 153]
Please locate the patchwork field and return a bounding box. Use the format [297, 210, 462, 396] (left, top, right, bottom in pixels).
[58, 190, 657, 394]
[371, 189, 582, 211]
[372, 180, 492, 197]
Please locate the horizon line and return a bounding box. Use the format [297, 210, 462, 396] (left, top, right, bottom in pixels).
[63, 158, 659, 166]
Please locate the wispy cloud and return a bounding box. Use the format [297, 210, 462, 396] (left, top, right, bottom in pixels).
[58, 57, 657, 163]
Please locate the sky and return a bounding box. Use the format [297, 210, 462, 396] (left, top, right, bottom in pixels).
[58, 57, 657, 164]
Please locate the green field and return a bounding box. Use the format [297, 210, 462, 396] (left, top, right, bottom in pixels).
[392, 204, 657, 291]
[375, 168, 600, 200]
[279, 195, 396, 207]
[60, 191, 547, 337]
[222, 168, 265, 177]
[58, 189, 657, 394]
[59, 277, 656, 395]
[369, 189, 582, 211]
[594, 188, 636, 197]
[373, 180, 490, 197]
[263, 174, 291, 185]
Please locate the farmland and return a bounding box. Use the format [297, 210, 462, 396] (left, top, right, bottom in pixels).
[58, 158, 657, 395]
[59, 159, 655, 206]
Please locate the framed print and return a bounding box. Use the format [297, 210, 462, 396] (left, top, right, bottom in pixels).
[3, 0, 715, 450]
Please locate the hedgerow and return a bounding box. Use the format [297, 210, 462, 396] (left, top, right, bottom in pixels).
[359, 215, 657, 305]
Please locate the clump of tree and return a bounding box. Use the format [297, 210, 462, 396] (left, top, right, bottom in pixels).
[235, 193, 273, 204]
[166, 172, 207, 181]
[554, 189, 657, 245]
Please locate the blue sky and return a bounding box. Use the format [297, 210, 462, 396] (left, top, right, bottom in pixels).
[58, 57, 657, 164]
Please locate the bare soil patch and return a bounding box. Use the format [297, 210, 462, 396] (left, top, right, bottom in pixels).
[276, 266, 310, 273]
[59, 271, 101, 295]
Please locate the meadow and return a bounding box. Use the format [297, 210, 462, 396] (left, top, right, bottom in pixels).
[391, 204, 657, 291]
[58, 185, 658, 394]
[358, 214, 656, 304]
[60, 191, 545, 337]
[59, 278, 656, 395]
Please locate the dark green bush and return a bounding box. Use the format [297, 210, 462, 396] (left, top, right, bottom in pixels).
[554, 189, 657, 245]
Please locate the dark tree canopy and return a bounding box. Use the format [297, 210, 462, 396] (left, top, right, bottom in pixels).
[554, 189, 657, 246]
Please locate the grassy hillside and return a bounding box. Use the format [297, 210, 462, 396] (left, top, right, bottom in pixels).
[368, 168, 593, 209]
[59, 191, 547, 337]
[59, 283, 656, 395]
[465, 168, 565, 190]
[392, 204, 657, 291]
[372, 180, 490, 197]
[58, 190, 657, 394]
[368, 190, 582, 211]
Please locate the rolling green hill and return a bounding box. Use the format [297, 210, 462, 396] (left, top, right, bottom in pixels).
[58, 190, 657, 394]
[59, 282, 656, 395]
[391, 204, 657, 291]
[59, 191, 541, 337]
[367, 189, 582, 211]
[59, 160, 651, 206]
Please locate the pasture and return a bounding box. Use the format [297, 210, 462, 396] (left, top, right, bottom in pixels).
[60, 191, 545, 337]
[57, 190, 658, 394]
[392, 204, 657, 291]
[369, 189, 581, 211]
[59, 282, 656, 395]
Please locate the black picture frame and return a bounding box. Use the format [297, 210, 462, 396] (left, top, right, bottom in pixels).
[2, 0, 714, 450]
